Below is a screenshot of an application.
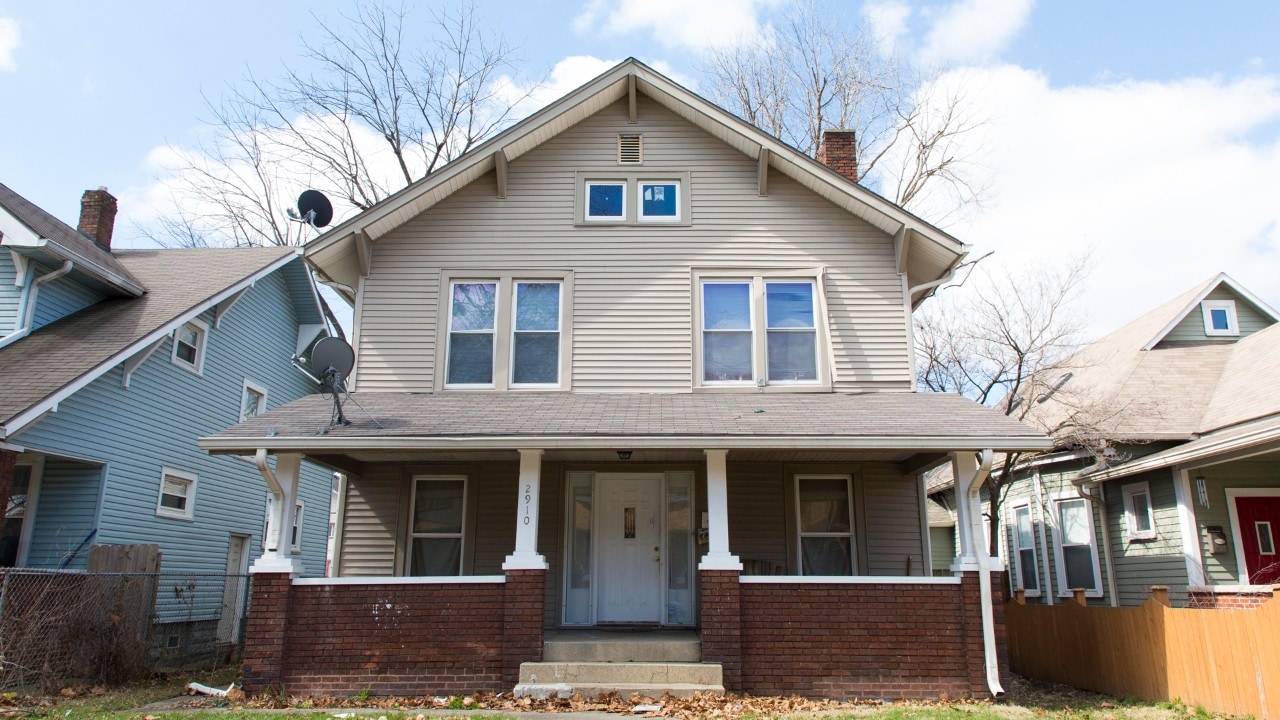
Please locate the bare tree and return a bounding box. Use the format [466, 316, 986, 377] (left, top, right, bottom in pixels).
[149, 1, 533, 248]
[701, 0, 984, 214]
[915, 254, 1112, 554]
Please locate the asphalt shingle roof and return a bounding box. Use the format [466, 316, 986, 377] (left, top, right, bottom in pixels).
[0, 182, 143, 291]
[0, 247, 295, 429]
[205, 390, 1049, 448]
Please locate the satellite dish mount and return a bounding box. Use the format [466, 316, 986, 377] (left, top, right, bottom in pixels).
[309, 337, 378, 430]
[286, 189, 335, 235]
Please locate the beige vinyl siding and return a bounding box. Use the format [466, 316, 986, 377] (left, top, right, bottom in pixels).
[1105, 471, 1188, 606]
[1194, 458, 1280, 586]
[930, 525, 957, 574]
[336, 465, 402, 576]
[470, 462, 520, 573]
[727, 463, 792, 574]
[1161, 286, 1275, 343]
[355, 95, 910, 393]
[862, 463, 928, 576]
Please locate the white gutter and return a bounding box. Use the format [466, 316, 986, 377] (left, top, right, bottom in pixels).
[0, 260, 72, 349]
[962, 449, 1005, 698]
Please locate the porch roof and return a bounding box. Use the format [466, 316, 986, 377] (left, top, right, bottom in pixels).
[200, 391, 1051, 454]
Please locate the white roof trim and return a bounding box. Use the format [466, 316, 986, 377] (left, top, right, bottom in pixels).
[0, 206, 145, 297]
[1142, 273, 1280, 351]
[1081, 416, 1280, 483]
[199, 433, 1052, 454]
[303, 59, 966, 284]
[1, 250, 304, 439]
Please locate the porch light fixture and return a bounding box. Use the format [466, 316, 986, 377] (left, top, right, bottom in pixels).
[617, 451, 633, 460]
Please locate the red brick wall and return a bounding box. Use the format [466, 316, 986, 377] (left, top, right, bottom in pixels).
[734, 574, 1003, 700]
[244, 571, 544, 697]
[699, 569, 743, 690]
[1187, 588, 1274, 609]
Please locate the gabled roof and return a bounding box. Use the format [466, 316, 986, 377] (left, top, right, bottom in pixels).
[1020, 273, 1280, 443]
[0, 247, 310, 439]
[303, 58, 967, 304]
[0, 182, 145, 296]
[1141, 272, 1280, 350]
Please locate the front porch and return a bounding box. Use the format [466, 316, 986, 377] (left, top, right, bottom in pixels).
[206, 391, 1047, 699]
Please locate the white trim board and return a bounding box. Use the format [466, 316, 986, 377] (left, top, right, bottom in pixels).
[1224, 487, 1280, 584]
[293, 575, 505, 586]
[739, 575, 961, 585]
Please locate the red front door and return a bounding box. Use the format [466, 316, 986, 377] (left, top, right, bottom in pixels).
[1233, 495, 1280, 584]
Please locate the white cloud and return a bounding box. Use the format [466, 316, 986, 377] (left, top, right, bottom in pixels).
[863, 0, 912, 54]
[906, 66, 1280, 339]
[572, 0, 776, 53]
[0, 17, 21, 72]
[917, 0, 1033, 67]
[495, 55, 698, 121]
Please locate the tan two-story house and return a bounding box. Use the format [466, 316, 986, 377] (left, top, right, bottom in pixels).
[203, 59, 1049, 700]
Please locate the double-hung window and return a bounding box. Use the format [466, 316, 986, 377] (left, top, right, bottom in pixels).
[1053, 495, 1103, 596]
[1011, 504, 1040, 595]
[443, 275, 567, 390]
[698, 274, 824, 387]
[408, 476, 467, 576]
[171, 319, 208, 374]
[157, 467, 197, 520]
[795, 475, 856, 575]
[1122, 481, 1156, 541]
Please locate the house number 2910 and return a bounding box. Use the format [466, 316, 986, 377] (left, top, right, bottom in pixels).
[523, 484, 532, 525]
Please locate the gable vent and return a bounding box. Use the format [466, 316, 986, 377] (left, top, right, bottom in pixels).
[617, 134, 643, 164]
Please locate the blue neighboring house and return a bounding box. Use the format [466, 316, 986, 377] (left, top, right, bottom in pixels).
[0, 183, 333, 652]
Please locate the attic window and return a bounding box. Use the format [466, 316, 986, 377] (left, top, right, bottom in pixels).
[1036, 372, 1073, 403]
[1201, 300, 1239, 337]
[617, 134, 642, 164]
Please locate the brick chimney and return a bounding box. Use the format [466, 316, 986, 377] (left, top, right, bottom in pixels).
[816, 130, 858, 183]
[78, 187, 118, 250]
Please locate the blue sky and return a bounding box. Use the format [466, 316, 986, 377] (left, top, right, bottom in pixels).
[1, 0, 1279, 339]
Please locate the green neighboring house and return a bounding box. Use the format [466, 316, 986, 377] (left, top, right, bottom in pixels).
[930, 273, 1280, 607]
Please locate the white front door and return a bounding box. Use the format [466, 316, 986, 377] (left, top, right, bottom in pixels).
[596, 473, 663, 623]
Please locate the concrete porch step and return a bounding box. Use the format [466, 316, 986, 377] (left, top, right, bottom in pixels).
[543, 629, 701, 662]
[514, 661, 725, 699]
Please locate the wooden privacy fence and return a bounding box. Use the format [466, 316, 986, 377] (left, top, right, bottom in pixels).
[1007, 587, 1280, 719]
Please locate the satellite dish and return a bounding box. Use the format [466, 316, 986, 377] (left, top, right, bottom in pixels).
[312, 337, 355, 379]
[296, 189, 334, 228]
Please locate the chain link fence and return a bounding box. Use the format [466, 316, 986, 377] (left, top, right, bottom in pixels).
[0, 569, 251, 691]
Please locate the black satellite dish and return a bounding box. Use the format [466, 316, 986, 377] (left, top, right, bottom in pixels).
[311, 337, 356, 426]
[296, 189, 334, 228]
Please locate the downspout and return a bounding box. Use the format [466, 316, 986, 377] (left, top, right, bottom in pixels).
[907, 258, 963, 300]
[964, 449, 1005, 698]
[1077, 481, 1119, 606]
[0, 260, 73, 348]
[254, 448, 284, 550]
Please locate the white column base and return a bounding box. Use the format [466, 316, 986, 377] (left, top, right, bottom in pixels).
[502, 553, 549, 571]
[698, 552, 743, 571]
[250, 553, 305, 575]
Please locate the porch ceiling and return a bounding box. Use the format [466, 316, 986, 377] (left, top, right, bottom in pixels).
[311, 447, 928, 468]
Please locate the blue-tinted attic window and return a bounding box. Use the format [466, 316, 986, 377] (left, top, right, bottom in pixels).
[1210, 308, 1229, 330]
[640, 181, 679, 220]
[586, 182, 625, 220]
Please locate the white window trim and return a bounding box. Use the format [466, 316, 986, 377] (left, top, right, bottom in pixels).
[240, 378, 268, 422]
[1122, 481, 1157, 541]
[291, 499, 305, 553]
[575, 171, 691, 226]
[443, 280, 499, 389]
[1010, 502, 1041, 597]
[637, 180, 682, 223]
[1050, 493, 1104, 598]
[509, 280, 564, 389]
[170, 318, 209, 375]
[406, 475, 468, 577]
[583, 181, 627, 222]
[263, 493, 305, 552]
[156, 467, 197, 520]
[436, 271, 572, 392]
[10, 456, 45, 567]
[1201, 299, 1239, 336]
[693, 268, 832, 392]
[794, 474, 857, 576]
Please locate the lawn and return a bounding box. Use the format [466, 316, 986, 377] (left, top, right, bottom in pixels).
[0, 675, 1220, 720]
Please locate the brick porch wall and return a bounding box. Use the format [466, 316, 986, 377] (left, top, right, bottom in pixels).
[716, 572, 1005, 700]
[243, 569, 544, 697]
[1187, 587, 1275, 609]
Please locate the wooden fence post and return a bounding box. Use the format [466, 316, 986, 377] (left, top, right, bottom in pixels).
[1072, 588, 1087, 606]
[1014, 588, 1026, 605]
[1150, 586, 1170, 606]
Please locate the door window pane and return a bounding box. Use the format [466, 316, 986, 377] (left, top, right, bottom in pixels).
[564, 473, 593, 624]
[666, 472, 694, 625]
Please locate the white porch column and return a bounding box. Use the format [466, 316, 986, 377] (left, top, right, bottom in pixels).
[503, 449, 548, 570]
[699, 449, 742, 570]
[251, 451, 305, 575]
